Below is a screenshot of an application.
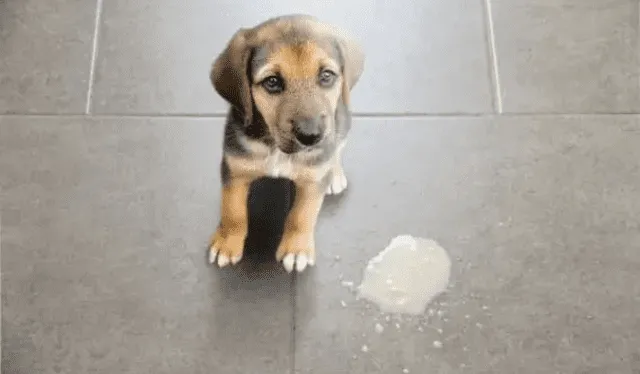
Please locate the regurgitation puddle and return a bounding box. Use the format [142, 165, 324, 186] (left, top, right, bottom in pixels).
[357, 235, 452, 315]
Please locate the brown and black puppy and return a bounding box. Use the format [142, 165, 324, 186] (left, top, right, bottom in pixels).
[208, 15, 364, 273]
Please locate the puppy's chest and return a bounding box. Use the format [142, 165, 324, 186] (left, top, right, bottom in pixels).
[230, 139, 330, 182]
[256, 149, 328, 182]
[264, 149, 296, 178]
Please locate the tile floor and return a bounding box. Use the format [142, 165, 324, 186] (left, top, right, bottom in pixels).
[1, 1, 640, 373]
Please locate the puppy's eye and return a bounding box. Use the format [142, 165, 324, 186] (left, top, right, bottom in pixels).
[262, 76, 284, 94]
[318, 70, 336, 87]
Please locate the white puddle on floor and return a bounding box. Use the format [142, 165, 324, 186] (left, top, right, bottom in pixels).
[357, 235, 452, 315]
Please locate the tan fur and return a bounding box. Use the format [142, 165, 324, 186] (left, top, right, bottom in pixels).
[326, 140, 346, 184]
[251, 41, 343, 151]
[211, 16, 364, 130]
[209, 178, 252, 260]
[276, 181, 325, 262]
[225, 152, 331, 183]
[298, 19, 365, 90]
[265, 42, 330, 79]
[210, 29, 254, 123]
[209, 15, 364, 269]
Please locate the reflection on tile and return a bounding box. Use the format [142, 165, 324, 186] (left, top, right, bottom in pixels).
[0, 0, 96, 114]
[295, 116, 640, 373]
[492, 0, 640, 113]
[91, 0, 492, 115]
[0, 118, 293, 374]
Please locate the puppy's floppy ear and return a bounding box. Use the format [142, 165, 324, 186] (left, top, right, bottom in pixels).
[321, 24, 364, 105]
[211, 28, 254, 124]
[333, 31, 364, 92]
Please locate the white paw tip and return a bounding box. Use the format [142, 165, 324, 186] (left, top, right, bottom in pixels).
[208, 248, 218, 264]
[327, 172, 348, 195]
[282, 254, 296, 273]
[231, 255, 242, 265]
[217, 254, 230, 268]
[295, 254, 309, 272]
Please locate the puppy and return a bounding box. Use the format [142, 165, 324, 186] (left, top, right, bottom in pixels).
[208, 15, 364, 273]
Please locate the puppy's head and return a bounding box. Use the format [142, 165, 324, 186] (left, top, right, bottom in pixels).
[211, 15, 364, 153]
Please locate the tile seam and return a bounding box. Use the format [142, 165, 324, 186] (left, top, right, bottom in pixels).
[84, 0, 105, 114]
[483, 0, 503, 114]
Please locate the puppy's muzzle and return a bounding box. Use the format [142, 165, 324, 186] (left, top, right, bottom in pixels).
[290, 115, 326, 147]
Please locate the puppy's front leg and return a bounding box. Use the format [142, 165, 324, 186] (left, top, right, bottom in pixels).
[277, 180, 326, 273]
[326, 141, 348, 195]
[209, 176, 251, 267]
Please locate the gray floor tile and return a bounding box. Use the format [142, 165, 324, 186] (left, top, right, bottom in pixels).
[491, 0, 640, 113]
[295, 116, 640, 373]
[0, 0, 97, 114]
[91, 0, 493, 115]
[0, 117, 293, 374]
[4, 115, 640, 374]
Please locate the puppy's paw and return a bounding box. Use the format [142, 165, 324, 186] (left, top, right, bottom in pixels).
[208, 227, 245, 268]
[276, 230, 316, 273]
[326, 166, 348, 195]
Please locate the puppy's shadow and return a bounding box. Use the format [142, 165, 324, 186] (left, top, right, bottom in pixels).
[244, 177, 294, 264]
[214, 177, 349, 295]
[214, 178, 295, 295]
[243, 176, 350, 260]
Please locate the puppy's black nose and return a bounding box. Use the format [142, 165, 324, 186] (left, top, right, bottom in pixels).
[291, 117, 325, 146]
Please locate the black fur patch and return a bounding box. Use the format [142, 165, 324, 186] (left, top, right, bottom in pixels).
[223, 108, 274, 157]
[220, 157, 231, 185]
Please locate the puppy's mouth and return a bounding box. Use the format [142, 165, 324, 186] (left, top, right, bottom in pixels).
[278, 143, 299, 154]
[277, 137, 325, 154]
[272, 117, 331, 154]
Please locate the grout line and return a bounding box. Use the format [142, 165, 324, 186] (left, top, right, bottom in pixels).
[0, 112, 488, 119]
[2, 112, 640, 120]
[353, 112, 486, 118]
[85, 0, 105, 115]
[483, 0, 503, 114]
[637, 3, 640, 109]
[0, 210, 2, 370]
